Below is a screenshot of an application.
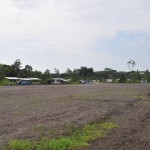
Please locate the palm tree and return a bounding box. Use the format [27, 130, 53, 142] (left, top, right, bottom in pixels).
[131, 60, 136, 71]
[127, 60, 136, 71]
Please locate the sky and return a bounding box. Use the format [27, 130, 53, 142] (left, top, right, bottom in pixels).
[0, 0, 150, 73]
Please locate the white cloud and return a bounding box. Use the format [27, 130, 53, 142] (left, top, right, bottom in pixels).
[0, 0, 150, 55]
[12, 0, 43, 9]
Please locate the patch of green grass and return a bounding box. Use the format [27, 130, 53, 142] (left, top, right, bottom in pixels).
[66, 124, 78, 135]
[35, 137, 89, 150]
[0, 79, 13, 86]
[8, 122, 117, 150]
[99, 122, 117, 130]
[48, 128, 60, 138]
[134, 95, 146, 100]
[9, 140, 31, 150]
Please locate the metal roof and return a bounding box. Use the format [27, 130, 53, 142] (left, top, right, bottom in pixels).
[5, 77, 21, 80]
[5, 77, 41, 81]
[21, 78, 31, 81]
[53, 78, 69, 82]
[28, 78, 41, 80]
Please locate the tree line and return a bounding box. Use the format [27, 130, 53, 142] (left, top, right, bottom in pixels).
[0, 59, 150, 84]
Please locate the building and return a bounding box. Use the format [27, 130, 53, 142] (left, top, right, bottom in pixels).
[106, 79, 113, 83]
[79, 80, 91, 84]
[91, 80, 99, 84]
[51, 78, 69, 84]
[5, 77, 41, 85]
[80, 80, 99, 84]
[141, 79, 147, 83]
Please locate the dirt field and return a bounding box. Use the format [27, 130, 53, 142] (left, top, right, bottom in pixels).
[0, 84, 150, 149]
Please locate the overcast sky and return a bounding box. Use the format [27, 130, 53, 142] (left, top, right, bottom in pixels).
[0, 0, 150, 73]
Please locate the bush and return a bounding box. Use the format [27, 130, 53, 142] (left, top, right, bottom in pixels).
[0, 79, 13, 86]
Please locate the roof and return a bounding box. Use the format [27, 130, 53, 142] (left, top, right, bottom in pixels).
[20, 78, 32, 81]
[53, 78, 69, 82]
[28, 78, 41, 80]
[5, 77, 21, 80]
[5, 77, 41, 81]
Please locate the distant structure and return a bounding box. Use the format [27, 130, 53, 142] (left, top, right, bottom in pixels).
[51, 78, 70, 84]
[106, 79, 113, 83]
[79, 80, 99, 84]
[5, 77, 41, 85]
[141, 79, 147, 83]
[91, 80, 99, 84]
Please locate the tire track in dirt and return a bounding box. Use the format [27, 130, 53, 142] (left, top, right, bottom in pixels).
[89, 98, 150, 150]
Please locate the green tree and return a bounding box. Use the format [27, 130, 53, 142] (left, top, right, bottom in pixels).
[119, 73, 126, 83]
[32, 70, 42, 78]
[12, 59, 22, 70]
[66, 68, 72, 75]
[11, 59, 22, 77]
[54, 68, 59, 77]
[144, 70, 150, 82]
[24, 65, 33, 77]
[127, 60, 136, 71]
[42, 69, 51, 84]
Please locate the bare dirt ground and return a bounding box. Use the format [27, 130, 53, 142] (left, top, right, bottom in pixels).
[0, 84, 150, 149]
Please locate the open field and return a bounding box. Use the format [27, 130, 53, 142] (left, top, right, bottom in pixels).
[0, 84, 150, 149]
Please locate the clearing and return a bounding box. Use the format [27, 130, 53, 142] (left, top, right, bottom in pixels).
[0, 84, 150, 149]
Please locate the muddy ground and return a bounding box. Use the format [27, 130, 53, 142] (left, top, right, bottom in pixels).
[0, 84, 150, 149]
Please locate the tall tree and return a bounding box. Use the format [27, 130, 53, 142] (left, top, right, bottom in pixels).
[11, 59, 22, 77]
[25, 65, 33, 72]
[66, 68, 72, 75]
[127, 60, 136, 71]
[24, 65, 33, 77]
[131, 60, 136, 71]
[119, 73, 126, 83]
[42, 69, 51, 83]
[12, 59, 22, 70]
[54, 68, 59, 77]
